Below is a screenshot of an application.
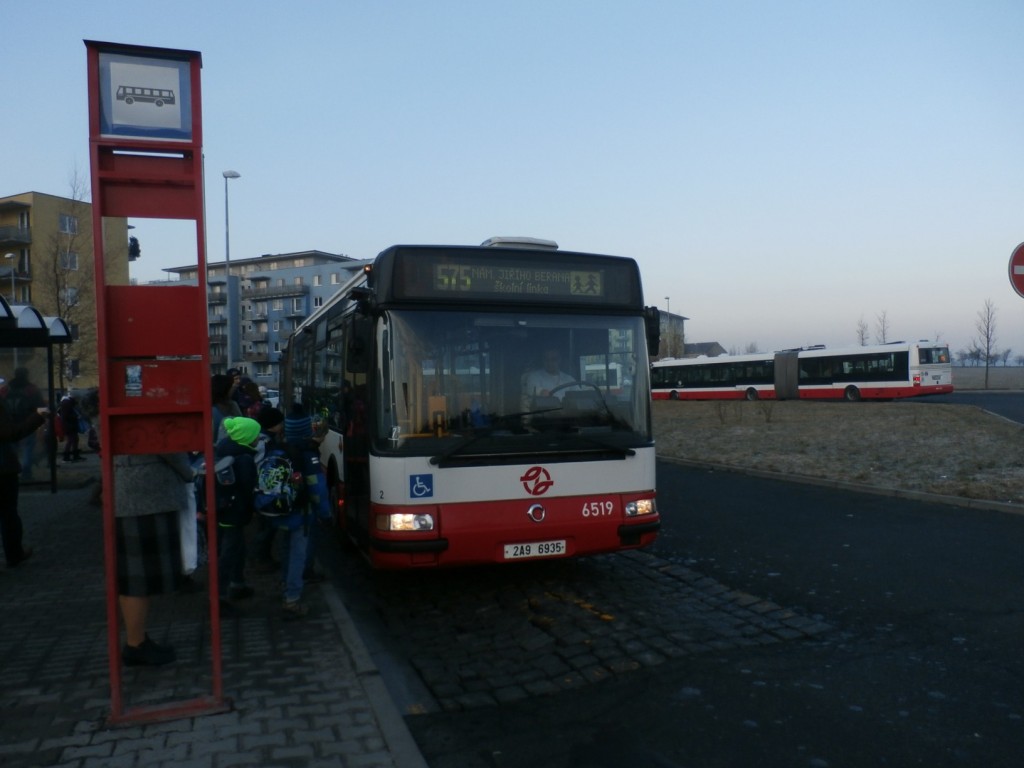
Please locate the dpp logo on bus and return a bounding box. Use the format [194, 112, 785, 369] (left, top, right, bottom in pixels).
[520, 466, 553, 496]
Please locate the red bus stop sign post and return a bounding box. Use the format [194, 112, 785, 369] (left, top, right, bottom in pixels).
[1009, 242, 1024, 298]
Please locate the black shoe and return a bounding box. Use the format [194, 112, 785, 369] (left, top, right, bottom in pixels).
[8, 547, 33, 567]
[282, 600, 310, 621]
[123, 635, 176, 667]
[252, 558, 279, 574]
[303, 568, 325, 584]
[229, 585, 254, 600]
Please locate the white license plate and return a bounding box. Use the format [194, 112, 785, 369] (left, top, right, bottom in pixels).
[503, 539, 566, 560]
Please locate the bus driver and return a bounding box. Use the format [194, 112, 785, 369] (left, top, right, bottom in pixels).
[523, 348, 576, 408]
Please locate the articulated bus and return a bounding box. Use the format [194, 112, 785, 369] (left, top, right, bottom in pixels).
[282, 239, 662, 568]
[651, 341, 953, 402]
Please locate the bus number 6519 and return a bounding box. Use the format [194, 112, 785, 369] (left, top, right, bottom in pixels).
[582, 500, 614, 517]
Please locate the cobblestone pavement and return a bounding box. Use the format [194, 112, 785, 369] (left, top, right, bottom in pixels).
[330, 547, 835, 713]
[0, 471, 426, 768]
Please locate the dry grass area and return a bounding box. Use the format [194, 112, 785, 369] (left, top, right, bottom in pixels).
[653, 399, 1024, 505]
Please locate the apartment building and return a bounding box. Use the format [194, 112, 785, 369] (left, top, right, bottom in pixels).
[165, 250, 369, 388]
[0, 191, 129, 392]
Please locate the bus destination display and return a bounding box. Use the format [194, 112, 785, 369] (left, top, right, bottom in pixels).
[382, 246, 644, 307]
[433, 262, 604, 298]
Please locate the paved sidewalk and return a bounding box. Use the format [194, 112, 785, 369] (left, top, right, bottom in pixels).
[0, 461, 428, 768]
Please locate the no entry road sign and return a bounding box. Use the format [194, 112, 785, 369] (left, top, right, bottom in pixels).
[1009, 242, 1024, 298]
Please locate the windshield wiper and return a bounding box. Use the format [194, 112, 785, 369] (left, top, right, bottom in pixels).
[429, 432, 493, 465]
[558, 432, 636, 457]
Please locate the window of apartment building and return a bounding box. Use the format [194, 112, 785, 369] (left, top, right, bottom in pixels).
[313, 274, 322, 286]
[272, 299, 283, 312]
[294, 276, 303, 286]
[68, 323, 80, 341]
[60, 251, 79, 270]
[273, 320, 281, 332]
[331, 273, 341, 285]
[313, 295, 324, 308]
[291, 298, 304, 313]
[64, 287, 80, 306]
[59, 214, 78, 235]
[293, 258, 305, 268]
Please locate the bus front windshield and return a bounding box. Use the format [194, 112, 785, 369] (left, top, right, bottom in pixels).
[376, 309, 651, 457]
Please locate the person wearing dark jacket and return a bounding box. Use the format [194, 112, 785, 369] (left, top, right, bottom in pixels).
[213, 416, 260, 614]
[57, 394, 83, 462]
[0, 368, 45, 481]
[0, 387, 48, 566]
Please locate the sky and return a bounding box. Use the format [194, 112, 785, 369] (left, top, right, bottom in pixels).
[5, 1, 1024, 359]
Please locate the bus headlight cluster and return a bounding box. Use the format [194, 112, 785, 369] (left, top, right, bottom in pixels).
[625, 499, 656, 517]
[377, 513, 436, 532]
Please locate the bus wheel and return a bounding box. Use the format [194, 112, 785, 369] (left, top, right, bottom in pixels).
[669, 391, 679, 400]
[745, 388, 759, 401]
[844, 386, 861, 402]
[125, 97, 134, 104]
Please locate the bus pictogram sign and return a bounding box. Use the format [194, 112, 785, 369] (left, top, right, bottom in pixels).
[1009, 242, 1024, 298]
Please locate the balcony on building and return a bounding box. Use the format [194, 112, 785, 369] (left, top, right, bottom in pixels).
[242, 282, 310, 301]
[0, 226, 32, 248]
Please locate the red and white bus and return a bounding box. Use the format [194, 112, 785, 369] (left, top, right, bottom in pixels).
[282, 239, 661, 568]
[651, 341, 953, 402]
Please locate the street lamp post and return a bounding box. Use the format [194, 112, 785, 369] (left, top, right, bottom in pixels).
[222, 170, 241, 373]
[4, 253, 17, 367]
[663, 297, 672, 357]
[4, 252, 16, 303]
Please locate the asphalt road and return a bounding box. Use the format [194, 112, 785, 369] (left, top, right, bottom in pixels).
[327, 457, 1024, 768]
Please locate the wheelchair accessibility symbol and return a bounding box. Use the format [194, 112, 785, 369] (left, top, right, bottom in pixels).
[409, 474, 434, 498]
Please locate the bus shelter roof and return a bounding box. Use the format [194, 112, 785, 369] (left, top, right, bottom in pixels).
[0, 297, 72, 347]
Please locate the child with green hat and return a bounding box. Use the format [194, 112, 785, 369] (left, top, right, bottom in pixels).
[213, 416, 262, 613]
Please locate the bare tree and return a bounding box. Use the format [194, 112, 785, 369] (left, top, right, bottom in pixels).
[32, 170, 97, 394]
[874, 310, 890, 345]
[856, 317, 869, 346]
[974, 299, 997, 388]
[744, 342, 760, 353]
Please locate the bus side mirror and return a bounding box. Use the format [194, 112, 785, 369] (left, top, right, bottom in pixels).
[644, 306, 661, 357]
[346, 316, 372, 373]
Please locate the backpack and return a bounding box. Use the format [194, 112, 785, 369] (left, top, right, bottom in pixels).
[193, 456, 237, 515]
[254, 447, 307, 518]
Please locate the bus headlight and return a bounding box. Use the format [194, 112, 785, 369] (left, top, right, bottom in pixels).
[376, 513, 436, 532]
[625, 499, 656, 517]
